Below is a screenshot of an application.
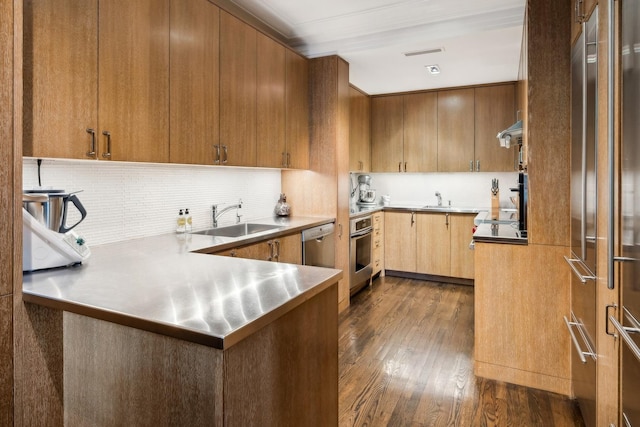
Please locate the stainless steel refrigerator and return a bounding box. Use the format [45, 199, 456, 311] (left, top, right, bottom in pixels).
[566, 7, 598, 427]
[615, 1, 640, 425]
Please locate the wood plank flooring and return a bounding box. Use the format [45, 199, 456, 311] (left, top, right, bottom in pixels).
[338, 276, 585, 427]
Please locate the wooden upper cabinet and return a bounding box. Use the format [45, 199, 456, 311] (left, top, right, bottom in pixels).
[474, 84, 517, 172]
[403, 92, 437, 172]
[437, 88, 475, 172]
[98, 0, 170, 162]
[256, 33, 286, 168]
[371, 95, 404, 172]
[169, 0, 220, 165]
[284, 50, 310, 170]
[220, 11, 257, 166]
[349, 86, 371, 172]
[23, 0, 98, 159]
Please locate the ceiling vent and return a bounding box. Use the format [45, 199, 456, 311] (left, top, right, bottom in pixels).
[403, 47, 444, 57]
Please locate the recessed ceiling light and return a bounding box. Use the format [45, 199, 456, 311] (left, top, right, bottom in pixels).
[403, 47, 444, 57]
[426, 65, 441, 75]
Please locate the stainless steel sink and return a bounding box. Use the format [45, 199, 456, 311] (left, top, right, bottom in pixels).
[193, 223, 282, 238]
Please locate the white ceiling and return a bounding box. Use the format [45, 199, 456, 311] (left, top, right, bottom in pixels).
[229, 0, 526, 95]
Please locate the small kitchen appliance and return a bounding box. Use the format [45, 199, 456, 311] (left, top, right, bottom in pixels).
[357, 175, 376, 205]
[23, 190, 90, 272]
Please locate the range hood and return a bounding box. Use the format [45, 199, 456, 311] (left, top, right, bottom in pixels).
[497, 120, 523, 148]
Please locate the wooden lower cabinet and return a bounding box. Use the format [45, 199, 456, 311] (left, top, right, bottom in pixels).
[214, 233, 301, 264]
[385, 211, 475, 280]
[372, 212, 384, 275]
[384, 211, 416, 272]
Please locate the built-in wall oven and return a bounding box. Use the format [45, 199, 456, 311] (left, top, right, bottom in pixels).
[350, 215, 373, 295]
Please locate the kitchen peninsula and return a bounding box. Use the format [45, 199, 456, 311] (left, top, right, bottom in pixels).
[22, 217, 341, 426]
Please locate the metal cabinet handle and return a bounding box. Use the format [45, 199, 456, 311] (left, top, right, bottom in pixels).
[274, 239, 280, 261]
[398, 162, 402, 173]
[563, 256, 596, 283]
[445, 213, 449, 229]
[281, 152, 286, 167]
[564, 315, 596, 363]
[359, 160, 363, 171]
[86, 128, 96, 158]
[229, 249, 237, 257]
[287, 153, 291, 168]
[476, 160, 480, 172]
[267, 241, 274, 261]
[101, 131, 111, 158]
[338, 223, 343, 238]
[404, 162, 407, 172]
[222, 145, 228, 164]
[214, 145, 221, 164]
[469, 160, 473, 172]
[609, 313, 640, 362]
[410, 212, 415, 226]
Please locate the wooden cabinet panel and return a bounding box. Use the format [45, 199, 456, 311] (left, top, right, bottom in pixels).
[437, 88, 475, 172]
[98, 0, 170, 163]
[169, 0, 219, 165]
[285, 50, 310, 170]
[275, 233, 302, 264]
[474, 84, 516, 172]
[220, 11, 257, 166]
[372, 212, 384, 275]
[384, 211, 416, 272]
[349, 86, 371, 172]
[256, 33, 286, 168]
[0, 296, 11, 426]
[23, 0, 98, 159]
[371, 96, 404, 172]
[450, 214, 475, 279]
[403, 92, 437, 172]
[416, 213, 450, 276]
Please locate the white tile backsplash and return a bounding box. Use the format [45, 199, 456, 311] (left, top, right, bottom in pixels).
[350, 172, 520, 208]
[23, 158, 282, 245]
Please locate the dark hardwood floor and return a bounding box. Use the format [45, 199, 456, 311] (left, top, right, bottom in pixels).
[338, 276, 585, 427]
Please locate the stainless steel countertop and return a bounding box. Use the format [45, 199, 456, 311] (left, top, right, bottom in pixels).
[472, 211, 528, 245]
[23, 216, 342, 350]
[349, 203, 483, 218]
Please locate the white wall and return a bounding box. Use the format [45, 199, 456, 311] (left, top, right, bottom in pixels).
[23, 158, 282, 245]
[350, 171, 520, 208]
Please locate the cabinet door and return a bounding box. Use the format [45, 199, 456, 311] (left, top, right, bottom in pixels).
[220, 11, 257, 166]
[403, 92, 437, 172]
[372, 212, 384, 275]
[274, 233, 302, 264]
[437, 88, 475, 172]
[285, 50, 310, 169]
[23, 0, 98, 159]
[256, 33, 286, 168]
[384, 211, 416, 272]
[349, 86, 371, 172]
[474, 84, 516, 172]
[450, 214, 475, 279]
[371, 96, 404, 172]
[99, 0, 170, 163]
[416, 213, 450, 276]
[217, 241, 271, 261]
[169, 0, 219, 165]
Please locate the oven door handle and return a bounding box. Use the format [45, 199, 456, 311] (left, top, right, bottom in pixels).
[351, 227, 373, 238]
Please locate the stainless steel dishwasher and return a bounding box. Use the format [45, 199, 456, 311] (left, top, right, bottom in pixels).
[301, 223, 335, 268]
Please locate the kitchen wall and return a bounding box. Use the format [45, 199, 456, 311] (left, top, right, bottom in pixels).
[351, 172, 519, 208]
[23, 158, 282, 245]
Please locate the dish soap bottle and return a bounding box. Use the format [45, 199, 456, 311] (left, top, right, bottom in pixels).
[274, 193, 290, 217]
[185, 208, 192, 232]
[176, 209, 186, 233]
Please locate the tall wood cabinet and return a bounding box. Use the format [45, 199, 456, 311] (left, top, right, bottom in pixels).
[219, 11, 257, 166]
[437, 88, 475, 172]
[24, 0, 171, 163]
[284, 50, 310, 170]
[349, 86, 371, 172]
[169, 0, 219, 165]
[474, 84, 517, 172]
[370, 93, 437, 172]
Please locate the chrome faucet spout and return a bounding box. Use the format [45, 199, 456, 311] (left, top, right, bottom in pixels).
[212, 199, 243, 228]
[435, 191, 442, 207]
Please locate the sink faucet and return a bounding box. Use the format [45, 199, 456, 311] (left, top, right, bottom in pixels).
[212, 199, 243, 228]
[435, 191, 442, 207]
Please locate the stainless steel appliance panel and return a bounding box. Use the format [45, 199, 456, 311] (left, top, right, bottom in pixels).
[568, 10, 598, 427]
[350, 215, 373, 294]
[621, 0, 640, 424]
[302, 223, 335, 268]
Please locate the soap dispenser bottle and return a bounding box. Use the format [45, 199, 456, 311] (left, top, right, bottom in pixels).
[176, 209, 186, 233]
